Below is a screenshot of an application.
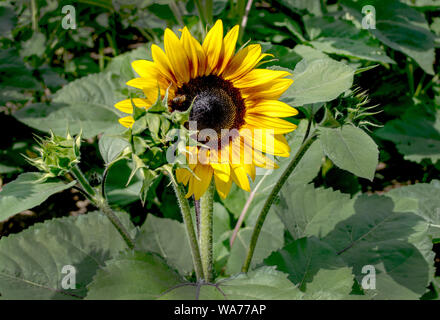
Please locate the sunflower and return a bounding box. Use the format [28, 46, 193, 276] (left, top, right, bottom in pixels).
[115, 20, 298, 200]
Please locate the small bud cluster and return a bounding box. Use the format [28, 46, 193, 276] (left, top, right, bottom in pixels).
[25, 131, 81, 182]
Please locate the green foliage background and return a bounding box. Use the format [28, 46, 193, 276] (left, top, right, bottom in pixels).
[0, 0, 440, 300]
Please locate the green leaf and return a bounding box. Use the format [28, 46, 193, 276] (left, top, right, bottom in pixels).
[0, 48, 40, 92]
[105, 45, 151, 82]
[303, 268, 355, 300]
[319, 125, 379, 180]
[162, 266, 304, 300]
[20, 32, 46, 58]
[216, 267, 303, 300]
[0, 173, 76, 222]
[104, 159, 142, 206]
[135, 215, 194, 275]
[342, 0, 436, 74]
[0, 6, 16, 39]
[281, 58, 354, 106]
[259, 42, 303, 69]
[275, 184, 353, 240]
[98, 134, 130, 165]
[264, 237, 351, 292]
[281, 0, 323, 16]
[387, 180, 440, 240]
[87, 252, 303, 300]
[14, 73, 125, 138]
[375, 106, 440, 163]
[0, 211, 136, 299]
[86, 251, 182, 300]
[304, 16, 394, 64]
[274, 183, 434, 299]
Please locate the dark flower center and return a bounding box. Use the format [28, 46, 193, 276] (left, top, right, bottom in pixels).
[170, 75, 246, 144]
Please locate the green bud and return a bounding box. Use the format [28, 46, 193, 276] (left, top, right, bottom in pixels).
[25, 131, 81, 181]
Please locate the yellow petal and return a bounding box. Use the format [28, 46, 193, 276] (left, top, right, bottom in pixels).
[114, 98, 151, 114]
[224, 44, 270, 81]
[192, 164, 214, 200]
[240, 128, 291, 156]
[118, 116, 134, 128]
[245, 163, 256, 181]
[251, 148, 278, 169]
[211, 162, 230, 183]
[151, 44, 178, 84]
[246, 100, 298, 118]
[241, 78, 293, 100]
[202, 20, 224, 74]
[230, 165, 250, 192]
[245, 114, 297, 134]
[180, 27, 206, 78]
[214, 173, 232, 199]
[176, 168, 191, 185]
[126, 77, 160, 90]
[131, 60, 159, 78]
[164, 28, 190, 84]
[218, 25, 239, 75]
[234, 68, 291, 89]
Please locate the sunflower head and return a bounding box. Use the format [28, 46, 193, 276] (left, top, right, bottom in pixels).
[115, 20, 298, 200]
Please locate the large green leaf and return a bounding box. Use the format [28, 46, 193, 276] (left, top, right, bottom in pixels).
[387, 180, 440, 240]
[302, 268, 355, 300]
[86, 252, 303, 300]
[375, 107, 440, 163]
[162, 267, 305, 299]
[342, 0, 436, 74]
[0, 211, 136, 299]
[0, 173, 76, 222]
[274, 184, 353, 240]
[274, 183, 434, 299]
[105, 45, 151, 82]
[264, 237, 352, 295]
[319, 125, 379, 180]
[86, 251, 183, 300]
[281, 58, 354, 106]
[14, 73, 126, 138]
[135, 215, 193, 275]
[304, 16, 394, 64]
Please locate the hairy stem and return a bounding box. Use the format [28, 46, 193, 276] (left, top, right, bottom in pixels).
[168, 170, 205, 281]
[200, 180, 215, 282]
[70, 165, 135, 249]
[241, 133, 318, 272]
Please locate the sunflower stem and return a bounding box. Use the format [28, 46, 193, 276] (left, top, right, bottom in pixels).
[238, 0, 253, 44]
[194, 0, 208, 30]
[167, 169, 205, 281]
[169, 0, 184, 26]
[200, 180, 215, 282]
[70, 165, 135, 249]
[241, 132, 318, 273]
